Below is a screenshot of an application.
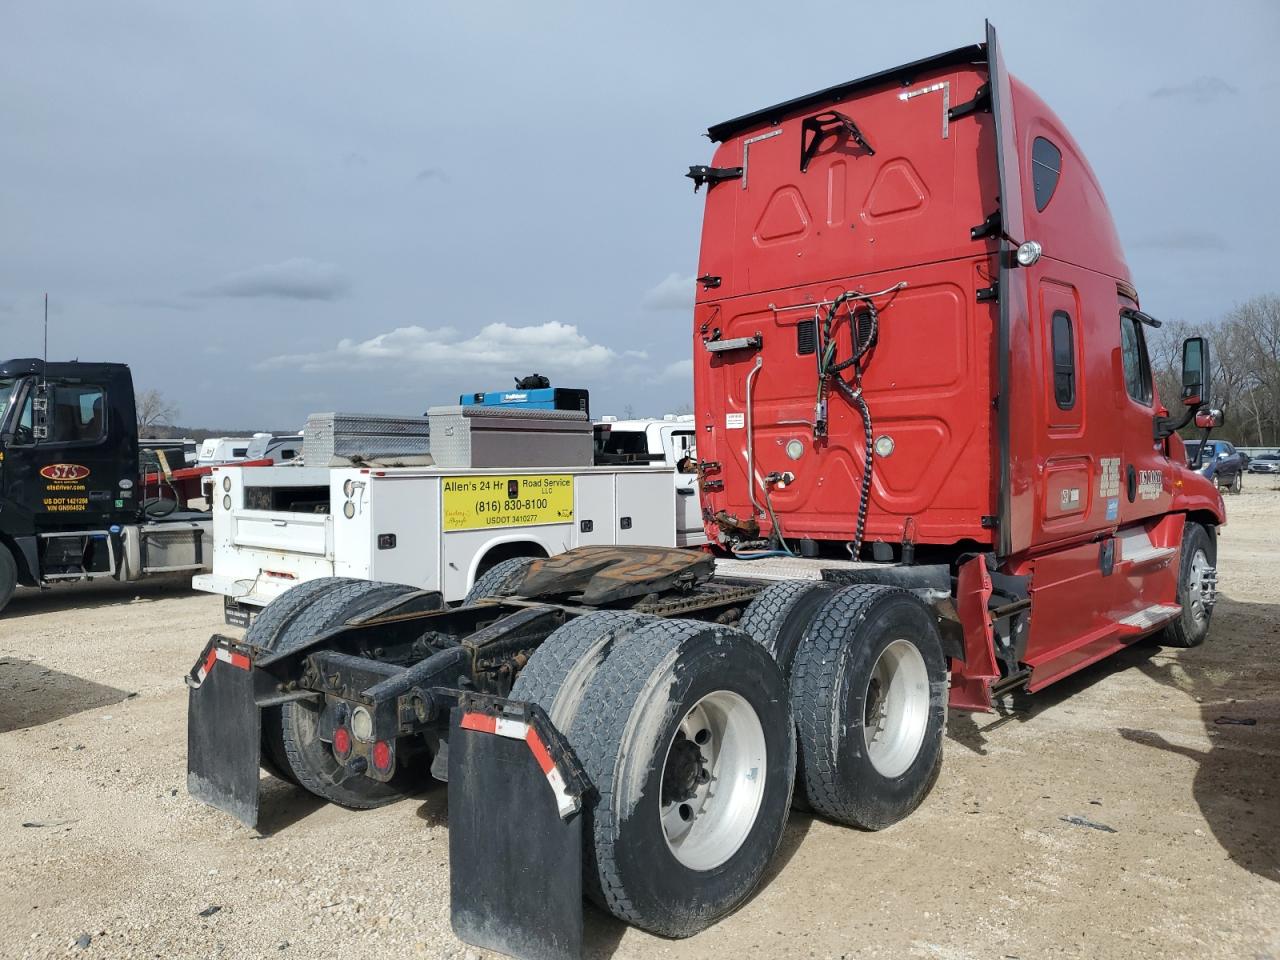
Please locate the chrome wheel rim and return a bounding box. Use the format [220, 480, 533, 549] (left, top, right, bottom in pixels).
[863, 639, 930, 779]
[659, 690, 766, 871]
[1188, 548, 1210, 624]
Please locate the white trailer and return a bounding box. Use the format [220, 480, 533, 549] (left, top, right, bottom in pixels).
[193, 462, 676, 620]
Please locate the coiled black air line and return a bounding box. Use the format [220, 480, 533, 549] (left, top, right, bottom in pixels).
[816, 291, 881, 559]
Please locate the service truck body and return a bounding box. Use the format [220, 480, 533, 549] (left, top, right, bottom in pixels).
[186, 25, 1227, 960]
[195, 462, 675, 610]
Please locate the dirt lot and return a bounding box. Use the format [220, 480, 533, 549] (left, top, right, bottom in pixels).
[1, 489, 1277, 960]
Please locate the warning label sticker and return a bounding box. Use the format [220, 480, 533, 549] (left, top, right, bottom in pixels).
[443, 474, 574, 531]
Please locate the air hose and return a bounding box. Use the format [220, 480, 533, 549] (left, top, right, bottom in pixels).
[814, 283, 903, 559]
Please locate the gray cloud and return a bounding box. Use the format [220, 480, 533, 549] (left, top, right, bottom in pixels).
[193, 258, 349, 301]
[1132, 230, 1229, 252]
[641, 273, 695, 312]
[1149, 76, 1238, 103]
[414, 166, 450, 183]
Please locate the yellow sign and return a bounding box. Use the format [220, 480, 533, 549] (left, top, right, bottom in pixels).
[442, 474, 574, 531]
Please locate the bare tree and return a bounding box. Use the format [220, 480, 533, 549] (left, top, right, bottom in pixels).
[136, 389, 179, 433]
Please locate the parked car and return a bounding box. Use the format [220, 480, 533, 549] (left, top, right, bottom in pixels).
[1186, 438, 1248, 493]
[1247, 452, 1280, 475]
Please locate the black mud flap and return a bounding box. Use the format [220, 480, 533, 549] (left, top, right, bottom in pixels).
[186, 636, 262, 828]
[449, 694, 591, 960]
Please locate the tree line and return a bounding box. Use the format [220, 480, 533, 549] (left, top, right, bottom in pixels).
[1148, 294, 1280, 448]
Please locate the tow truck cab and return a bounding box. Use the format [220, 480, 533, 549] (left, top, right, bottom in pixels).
[0, 358, 208, 609]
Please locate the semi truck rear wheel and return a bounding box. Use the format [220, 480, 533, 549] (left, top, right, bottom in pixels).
[463, 556, 536, 605]
[1162, 522, 1217, 649]
[509, 610, 653, 728]
[791, 584, 946, 830]
[254, 578, 426, 808]
[0, 545, 17, 614]
[738, 579, 835, 675]
[564, 618, 795, 938]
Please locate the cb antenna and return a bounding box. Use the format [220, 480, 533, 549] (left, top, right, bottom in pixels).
[43, 293, 49, 365]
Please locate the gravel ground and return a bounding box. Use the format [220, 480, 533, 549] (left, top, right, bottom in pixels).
[1, 487, 1277, 960]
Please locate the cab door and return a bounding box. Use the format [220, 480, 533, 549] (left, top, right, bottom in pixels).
[11, 375, 130, 530]
[1117, 308, 1174, 524]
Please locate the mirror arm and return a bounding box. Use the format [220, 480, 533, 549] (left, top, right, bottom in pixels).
[1154, 403, 1198, 442]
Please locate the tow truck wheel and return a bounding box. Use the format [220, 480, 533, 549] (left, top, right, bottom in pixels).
[0, 545, 17, 614]
[791, 584, 946, 830]
[738, 579, 836, 675]
[463, 556, 537, 605]
[509, 610, 654, 727]
[258, 578, 427, 808]
[566, 618, 794, 938]
[1162, 523, 1217, 649]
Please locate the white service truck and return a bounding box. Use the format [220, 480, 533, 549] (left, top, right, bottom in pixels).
[194, 462, 676, 622]
[596, 414, 705, 547]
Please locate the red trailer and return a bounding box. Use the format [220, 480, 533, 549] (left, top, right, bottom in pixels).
[185, 23, 1226, 960]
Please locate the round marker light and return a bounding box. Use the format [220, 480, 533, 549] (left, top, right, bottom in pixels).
[1016, 240, 1043, 266]
[874, 435, 895, 457]
[343, 501, 356, 519]
[785, 439, 805, 461]
[372, 741, 392, 773]
[332, 726, 351, 757]
[222, 494, 232, 511]
[222, 475, 232, 492]
[343, 478, 355, 498]
[350, 706, 375, 742]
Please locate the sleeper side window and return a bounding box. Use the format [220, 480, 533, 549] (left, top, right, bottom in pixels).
[1120, 314, 1153, 406]
[1050, 310, 1075, 409]
[1031, 137, 1062, 212]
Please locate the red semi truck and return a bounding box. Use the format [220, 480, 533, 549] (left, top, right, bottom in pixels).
[186, 24, 1226, 960]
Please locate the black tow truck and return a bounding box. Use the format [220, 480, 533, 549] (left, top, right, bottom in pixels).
[0, 358, 210, 613]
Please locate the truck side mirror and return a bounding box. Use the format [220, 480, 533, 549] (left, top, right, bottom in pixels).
[1194, 408, 1224, 429]
[1181, 337, 1210, 408]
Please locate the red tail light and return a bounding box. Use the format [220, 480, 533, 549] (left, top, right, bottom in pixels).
[372, 740, 392, 772]
[332, 726, 351, 758]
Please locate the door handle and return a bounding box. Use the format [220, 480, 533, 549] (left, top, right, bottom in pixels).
[272, 519, 287, 527]
[676, 488, 695, 496]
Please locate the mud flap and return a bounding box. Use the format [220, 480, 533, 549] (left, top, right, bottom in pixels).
[449, 694, 590, 960]
[186, 636, 262, 828]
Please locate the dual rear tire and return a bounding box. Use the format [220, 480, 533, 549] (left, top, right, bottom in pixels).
[739, 580, 947, 830]
[511, 614, 795, 938]
[249, 577, 430, 808]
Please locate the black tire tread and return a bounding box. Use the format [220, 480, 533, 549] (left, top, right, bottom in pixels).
[509, 611, 654, 727]
[566, 619, 773, 930]
[1161, 522, 1216, 649]
[267, 579, 420, 808]
[790, 583, 943, 827]
[0, 545, 17, 614]
[464, 557, 536, 605]
[738, 579, 835, 664]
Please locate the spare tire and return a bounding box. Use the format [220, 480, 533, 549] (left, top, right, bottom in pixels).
[791, 584, 946, 830]
[565, 618, 795, 937]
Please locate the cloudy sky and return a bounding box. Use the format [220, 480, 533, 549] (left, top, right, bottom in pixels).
[2, 2, 1276, 428]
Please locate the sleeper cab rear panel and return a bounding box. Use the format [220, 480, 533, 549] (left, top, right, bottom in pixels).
[695, 258, 995, 547]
